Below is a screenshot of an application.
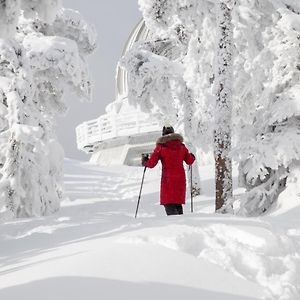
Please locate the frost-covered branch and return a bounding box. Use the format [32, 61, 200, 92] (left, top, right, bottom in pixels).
[0, 2, 96, 219]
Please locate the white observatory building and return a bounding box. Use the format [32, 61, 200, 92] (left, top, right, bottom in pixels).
[76, 21, 161, 166]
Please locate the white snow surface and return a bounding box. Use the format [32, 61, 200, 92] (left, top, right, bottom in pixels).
[0, 159, 299, 300]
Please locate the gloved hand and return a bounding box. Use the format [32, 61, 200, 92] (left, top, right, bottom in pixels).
[141, 154, 149, 166]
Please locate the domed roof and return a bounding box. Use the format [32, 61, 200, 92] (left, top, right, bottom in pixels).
[116, 20, 151, 99]
[116, 20, 181, 101]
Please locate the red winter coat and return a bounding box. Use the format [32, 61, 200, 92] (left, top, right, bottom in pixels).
[144, 133, 195, 205]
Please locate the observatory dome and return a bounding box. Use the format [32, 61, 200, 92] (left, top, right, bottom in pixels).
[116, 20, 150, 100]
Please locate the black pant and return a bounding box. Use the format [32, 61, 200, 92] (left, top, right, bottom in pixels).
[164, 204, 183, 216]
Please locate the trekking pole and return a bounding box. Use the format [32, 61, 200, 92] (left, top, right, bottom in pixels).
[190, 165, 194, 213]
[135, 166, 147, 218]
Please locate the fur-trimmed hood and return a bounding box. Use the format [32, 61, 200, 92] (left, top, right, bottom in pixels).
[156, 133, 183, 145]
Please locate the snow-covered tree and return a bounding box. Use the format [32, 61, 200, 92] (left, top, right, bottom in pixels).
[231, 0, 300, 215]
[122, 0, 300, 215]
[214, 0, 234, 212]
[0, 1, 96, 219]
[0, 39, 35, 217]
[121, 1, 211, 198]
[121, 0, 230, 205]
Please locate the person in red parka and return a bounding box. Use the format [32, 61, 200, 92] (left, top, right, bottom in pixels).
[142, 126, 195, 216]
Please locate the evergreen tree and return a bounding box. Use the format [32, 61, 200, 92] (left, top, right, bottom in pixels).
[233, 0, 300, 215]
[122, 0, 300, 215]
[121, 0, 230, 207]
[0, 1, 96, 219]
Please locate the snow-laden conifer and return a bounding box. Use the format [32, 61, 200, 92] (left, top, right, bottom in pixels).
[232, 0, 300, 215]
[122, 0, 300, 215]
[121, 0, 226, 203]
[0, 1, 96, 219]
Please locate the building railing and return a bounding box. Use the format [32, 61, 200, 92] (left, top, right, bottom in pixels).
[76, 112, 160, 151]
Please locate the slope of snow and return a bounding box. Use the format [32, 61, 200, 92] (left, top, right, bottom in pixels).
[0, 159, 299, 300]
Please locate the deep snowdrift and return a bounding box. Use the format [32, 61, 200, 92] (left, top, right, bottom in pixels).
[0, 159, 299, 300]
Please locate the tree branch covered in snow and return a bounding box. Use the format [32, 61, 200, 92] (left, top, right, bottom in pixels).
[0, 0, 96, 219]
[232, 0, 300, 215]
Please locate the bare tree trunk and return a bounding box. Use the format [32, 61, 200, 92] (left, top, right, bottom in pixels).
[214, 135, 232, 211]
[214, 0, 234, 212]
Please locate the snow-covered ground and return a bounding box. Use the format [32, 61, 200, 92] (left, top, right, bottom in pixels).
[0, 159, 299, 300]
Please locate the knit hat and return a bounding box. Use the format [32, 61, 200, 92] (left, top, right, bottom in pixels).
[162, 125, 174, 136]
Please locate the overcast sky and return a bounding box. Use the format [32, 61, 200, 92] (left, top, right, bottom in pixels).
[57, 0, 142, 160]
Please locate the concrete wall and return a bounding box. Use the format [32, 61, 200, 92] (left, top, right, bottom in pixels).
[90, 131, 161, 166]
